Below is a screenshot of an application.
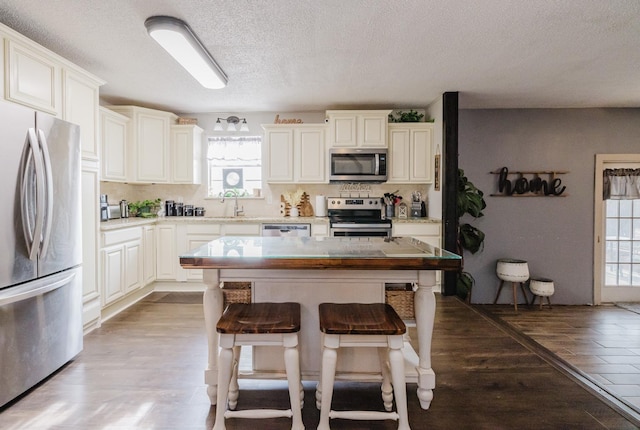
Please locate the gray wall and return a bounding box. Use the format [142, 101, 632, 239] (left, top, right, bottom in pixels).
[459, 108, 640, 305]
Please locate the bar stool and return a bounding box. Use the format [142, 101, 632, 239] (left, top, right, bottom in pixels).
[529, 277, 555, 309]
[494, 258, 530, 312]
[213, 302, 304, 430]
[316, 303, 410, 430]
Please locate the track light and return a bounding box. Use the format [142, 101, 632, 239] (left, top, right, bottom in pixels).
[214, 116, 249, 132]
[145, 16, 228, 89]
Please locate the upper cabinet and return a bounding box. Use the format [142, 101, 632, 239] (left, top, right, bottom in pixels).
[1, 24, 104, 160]
[170, 124, 203, 184]
[109, 106, 177, 183]
[263, 124, 327, 184]
[387, 123, 434, 184]
[63, 69, 103, 160]
[4, 38, 60, 115]
[100, 107, 129, 182]
[326, 110, 391, 148]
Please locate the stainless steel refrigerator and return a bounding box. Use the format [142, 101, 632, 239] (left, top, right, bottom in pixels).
[0, 101, 83, 407]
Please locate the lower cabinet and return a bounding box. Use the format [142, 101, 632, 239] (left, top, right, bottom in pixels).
[143, 225, 157, 285]
[101, 227, 143, 306]
[392, 222, 442, 289]
[392, 222, 441, 247]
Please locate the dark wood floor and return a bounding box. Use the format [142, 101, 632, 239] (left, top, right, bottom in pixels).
[0, 292, 638, 429]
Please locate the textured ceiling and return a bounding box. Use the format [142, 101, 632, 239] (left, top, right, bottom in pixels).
[0, 0, 639, 114]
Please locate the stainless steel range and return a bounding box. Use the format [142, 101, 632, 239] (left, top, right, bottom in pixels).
[327, 197, 392, 237]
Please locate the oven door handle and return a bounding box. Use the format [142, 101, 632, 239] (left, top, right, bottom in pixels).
[331, 223, 392, 229]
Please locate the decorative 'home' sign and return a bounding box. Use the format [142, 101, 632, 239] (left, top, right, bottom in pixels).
[274, 114, 303, 124]
[490, 167, 567, 197]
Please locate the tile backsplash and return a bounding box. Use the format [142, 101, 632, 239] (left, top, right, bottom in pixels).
[100, 182, 431, 218]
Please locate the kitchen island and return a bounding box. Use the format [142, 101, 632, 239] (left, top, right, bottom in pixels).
[179, 236, 461, 409]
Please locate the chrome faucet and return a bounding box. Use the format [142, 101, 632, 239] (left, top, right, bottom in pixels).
[233, 193, 244, 217]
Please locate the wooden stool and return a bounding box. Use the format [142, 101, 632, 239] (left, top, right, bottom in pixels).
[529, 277, 554, 309]
[494, 259, 530, 311]
[213, 302, 304, 430]
[316, 303, 410, 430]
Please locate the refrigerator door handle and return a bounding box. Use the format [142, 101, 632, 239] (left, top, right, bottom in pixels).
[0, 271, 76, 307]
[37, 129, 54, 258]
[20, 128, 45, 261]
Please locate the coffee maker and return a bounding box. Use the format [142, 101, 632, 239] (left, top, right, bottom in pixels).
[100, 195, 109, 221]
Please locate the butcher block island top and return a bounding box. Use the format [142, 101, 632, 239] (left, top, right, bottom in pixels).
[179, 236, 461, 270]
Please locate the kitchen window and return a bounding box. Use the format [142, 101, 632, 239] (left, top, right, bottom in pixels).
[207, 136, 262, 198]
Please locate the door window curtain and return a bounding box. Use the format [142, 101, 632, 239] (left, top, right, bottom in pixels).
[603, 168, 640, 200]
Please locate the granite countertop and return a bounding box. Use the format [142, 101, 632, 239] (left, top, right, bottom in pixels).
[179, 236, 460, 271]
[101, 215, 440, 231]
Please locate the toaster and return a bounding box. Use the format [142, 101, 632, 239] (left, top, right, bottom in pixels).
[107, 204, 122, 220]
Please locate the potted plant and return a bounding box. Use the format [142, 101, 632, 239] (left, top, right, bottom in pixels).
[456, 169, 486, 302]
[388, 109, 426, 123]
[128, 198, 162, 217]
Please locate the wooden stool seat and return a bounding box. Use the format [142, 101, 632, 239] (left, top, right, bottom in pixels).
[213, 302, 304, 430]
[316, 303, 410, 430]
[216, 302, 301, 334]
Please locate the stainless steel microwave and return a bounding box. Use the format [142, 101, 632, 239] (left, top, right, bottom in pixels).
[329, 148, 388, 182]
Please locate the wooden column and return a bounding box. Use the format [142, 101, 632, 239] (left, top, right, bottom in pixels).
[442, 92, 459, 296]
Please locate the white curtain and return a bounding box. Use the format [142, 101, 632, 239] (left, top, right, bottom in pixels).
[207, 136, 261, 166]
[603, 168, 640, 199]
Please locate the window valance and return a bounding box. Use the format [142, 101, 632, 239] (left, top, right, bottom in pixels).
[603, 168, 640, 200]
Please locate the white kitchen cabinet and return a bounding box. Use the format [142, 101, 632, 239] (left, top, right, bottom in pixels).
[109, 105, 177, 183]
[156, 223, 177, 280]
[81, 161, 101, 331]
[101, 227, 143, 306]
[264, 126, 294, 182]
[176, 224, 222, 281]
[387, 123, 434, 184]
[100, 107, 129, 181]
[392, 222, 441, 248]
[393, 222, 441, 289]
[264, 124, 327, 184]
[295, 126, 326, 183]
[4, 38, 60, 115]
[62, 69, 103, 160]
[170, 124, 203, 184]
[326, 110, 391, 148]
[143, 225, 157, 285]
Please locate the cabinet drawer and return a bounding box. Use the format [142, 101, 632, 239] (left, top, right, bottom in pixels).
[102, 227, 142, 247]
[186, 223, 222, 235]
[224, 223, 260, 236]
[393, 223, 440, 237]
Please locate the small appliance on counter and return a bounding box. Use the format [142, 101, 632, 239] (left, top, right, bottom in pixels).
[119, 200, 129, 218]
[100, 194, 109, 222]
[107, 204, 121, 220]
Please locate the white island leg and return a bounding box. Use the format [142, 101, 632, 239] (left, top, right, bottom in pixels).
[203, 269, 224, 405]
[414, 270, 437, 409]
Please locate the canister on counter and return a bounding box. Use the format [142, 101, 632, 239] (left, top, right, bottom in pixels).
[175, 202, 184, 216]
[194, 207, 205, 216]
[184, 204, 194, 216]
[165, 200, 175, 217]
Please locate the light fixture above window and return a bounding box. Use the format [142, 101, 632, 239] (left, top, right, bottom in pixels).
[214, 116, 249, 132]
[145, 16, 228, 89]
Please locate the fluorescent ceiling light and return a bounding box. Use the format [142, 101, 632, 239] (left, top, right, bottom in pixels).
[145, 16, 228, 89]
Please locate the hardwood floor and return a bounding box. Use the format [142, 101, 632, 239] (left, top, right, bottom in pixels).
[0, 292, 638, 429]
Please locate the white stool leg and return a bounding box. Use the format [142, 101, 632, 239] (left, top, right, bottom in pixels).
[283, 334, 305, 430]
[213, 343, 235, 430]
[227, 345, 241, 410]
[317, 337, 338, 430]
[378, 346, 393, 411]
[389, 336, 411, 430]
